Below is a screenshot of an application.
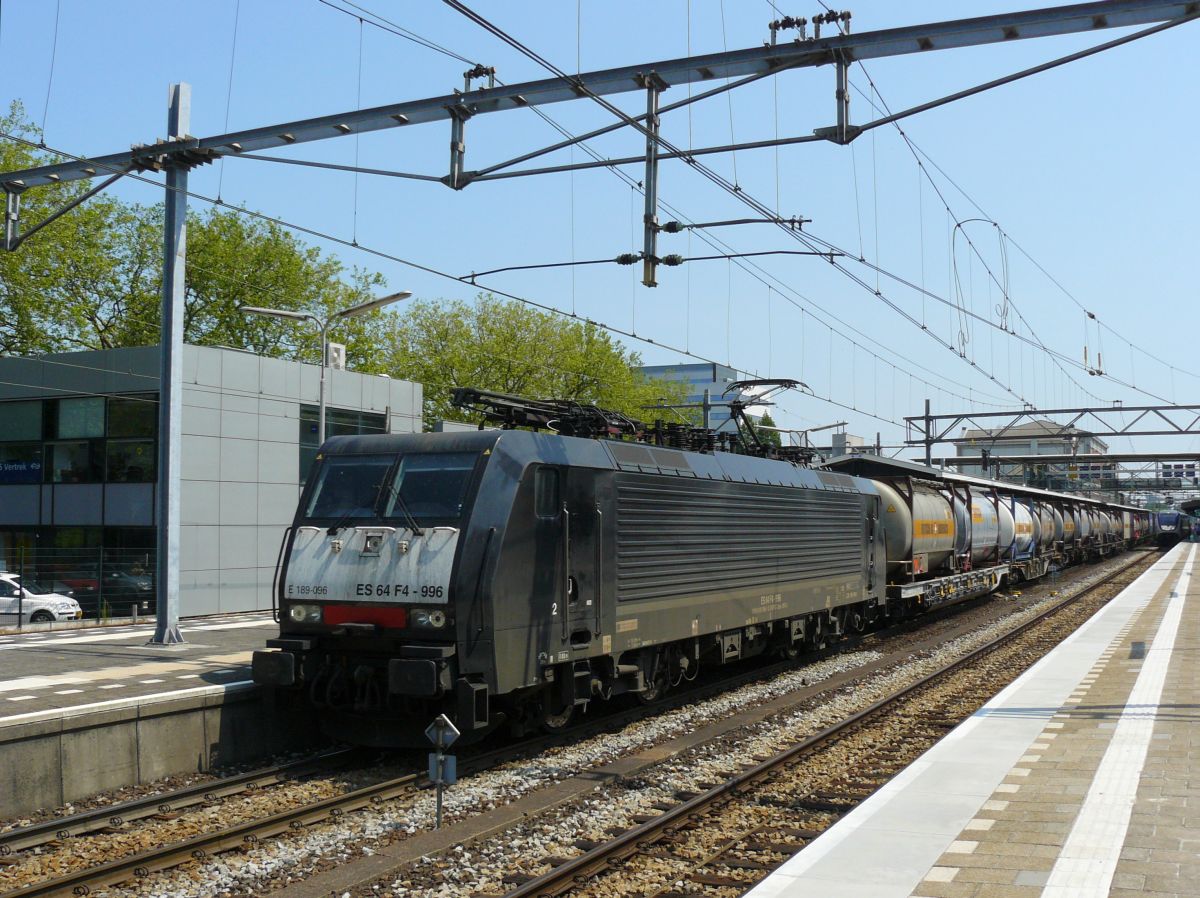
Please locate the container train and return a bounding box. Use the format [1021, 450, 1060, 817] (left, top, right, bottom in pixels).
[253, 384, 1153, 746]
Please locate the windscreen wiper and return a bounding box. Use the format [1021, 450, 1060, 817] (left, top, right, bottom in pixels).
[378, 478, 425, 536]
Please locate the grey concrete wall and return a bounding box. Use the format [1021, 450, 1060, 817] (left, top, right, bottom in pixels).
[0, 685, 323, 818]
[0, 345, 424, 616]
[178, 346, 422, 614]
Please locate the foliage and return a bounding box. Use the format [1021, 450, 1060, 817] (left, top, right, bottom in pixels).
[0, 103, 156, 355]
[755, 411, 783, 447]
[383, 294, 688, 426]
[0, 102, 386, 364]
[1, 103, 680, 428]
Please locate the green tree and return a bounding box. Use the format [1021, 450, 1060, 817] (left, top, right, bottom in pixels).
[0, 102, 157, 355]
[383, 294, 687, 425]
[755, 411, 783, 447]
[1, 103, 389, 365]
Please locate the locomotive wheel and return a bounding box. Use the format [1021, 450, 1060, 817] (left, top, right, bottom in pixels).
[637, 668, 669, 704]
[540, 704, 576, 732]
[848, 607, 867, 634]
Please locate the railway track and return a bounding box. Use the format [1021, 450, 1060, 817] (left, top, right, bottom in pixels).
[0, 748, 362, 856]
[496, 549, 1155, 898]
[0, 552, 1151, 898]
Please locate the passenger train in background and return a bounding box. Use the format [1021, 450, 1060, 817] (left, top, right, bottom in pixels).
[253, 383, 1155, 746]
[1155, 510, 1195, 547]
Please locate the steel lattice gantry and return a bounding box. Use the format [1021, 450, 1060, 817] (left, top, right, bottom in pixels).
[1, 1, 1196, 193]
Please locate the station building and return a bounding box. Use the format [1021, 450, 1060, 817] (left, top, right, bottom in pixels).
[0, 345, 421, 616]
[636, 362, 748, 430]
[954, 419, 1112, 493]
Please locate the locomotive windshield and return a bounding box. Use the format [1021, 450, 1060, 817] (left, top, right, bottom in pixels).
[303, 451, 478, 523]
[305, 454, 394, 520]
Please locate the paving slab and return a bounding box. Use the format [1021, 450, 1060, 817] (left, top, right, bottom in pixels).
[747, 543, 1200, 898]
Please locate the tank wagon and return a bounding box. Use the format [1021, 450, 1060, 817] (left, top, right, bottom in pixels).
[252, 385, 1151, 746]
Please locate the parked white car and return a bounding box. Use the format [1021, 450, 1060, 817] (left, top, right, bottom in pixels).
[0, 573, 83, 624]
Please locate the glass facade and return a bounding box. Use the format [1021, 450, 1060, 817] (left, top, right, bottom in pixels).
[298, 404, 388, 481]
[0, 393, 158, 484]
[0, 527, 155, 619]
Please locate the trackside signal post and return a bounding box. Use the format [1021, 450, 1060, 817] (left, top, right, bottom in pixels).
[426, 714, 460, 828]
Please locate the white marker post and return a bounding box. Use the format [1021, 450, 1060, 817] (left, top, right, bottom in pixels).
[425, 713, 460, 829]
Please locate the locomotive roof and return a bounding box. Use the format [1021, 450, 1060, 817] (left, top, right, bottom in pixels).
[321, 429, 872, 493]
[822, 454, 1145, 513]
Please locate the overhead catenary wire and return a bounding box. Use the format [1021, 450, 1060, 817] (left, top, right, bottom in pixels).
[460, 248, 840, 281]
[28, 0, 1113, 420]
[0, 119, 1010, 419]
[254, 0, 1033, 410]
[216, 0, 242, 202]
[836, 35, 1200, 402]
[4, 6, 1185, 432]
[426, 0, 1022, 407]
[847, 77, 1106, 408]
[0, 130, 905, 431]
[40, 0, 61, 138]
[438, 0, 1039, 406]
[442, 0, 1192, 409]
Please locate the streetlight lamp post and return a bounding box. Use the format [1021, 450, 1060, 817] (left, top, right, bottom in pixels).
[242, 291, 411, 444]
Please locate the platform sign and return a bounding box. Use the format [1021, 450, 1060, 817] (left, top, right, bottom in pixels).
[425, 714, 460, 750]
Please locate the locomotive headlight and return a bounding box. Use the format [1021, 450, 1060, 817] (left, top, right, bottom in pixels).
[411, 609, 447, 628]
[288, 603, 322, 624]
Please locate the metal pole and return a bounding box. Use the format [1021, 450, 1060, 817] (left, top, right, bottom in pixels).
[835, 57, 851, 144]
[702, 389, 711, 430]
[641, 78, 662, 288]
[3, 190, 19, 251]
[318, 318, 328, 445]
[435, 751, 445, 828]
[150, 83, 189, 646]
[924, 398, 933, 467]
[17, 546, 24, 630]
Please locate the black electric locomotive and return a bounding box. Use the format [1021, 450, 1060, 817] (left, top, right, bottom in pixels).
[253, 385, 1151, 746]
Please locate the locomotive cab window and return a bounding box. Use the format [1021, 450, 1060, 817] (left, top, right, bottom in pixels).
[381, 452, 477, 522]
[305, 454, 394, 521]
[535, 467, 559, 518]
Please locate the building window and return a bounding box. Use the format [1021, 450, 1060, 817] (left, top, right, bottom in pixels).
[298, 405, 388, 482]
[0, 443, 43, 484]
[57, 397, 106, 439]
[46, 441, 102, 483]
[0, 401, 42, 441]
[108, 395, 157, 437]
[106, 439, 156, 483]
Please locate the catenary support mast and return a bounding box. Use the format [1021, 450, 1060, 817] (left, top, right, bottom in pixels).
[150, 84, 190, 646]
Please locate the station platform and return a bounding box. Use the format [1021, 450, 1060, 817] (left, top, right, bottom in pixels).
[750, 542, 1199, 898]
[0, 611, 272, 719]
[0, 611, 319, 819]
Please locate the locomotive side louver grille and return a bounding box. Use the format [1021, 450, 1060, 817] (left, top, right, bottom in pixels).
[615, 474, 864, 602]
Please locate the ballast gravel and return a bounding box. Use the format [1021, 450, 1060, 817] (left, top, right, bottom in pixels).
[88, 553, 1141, 898]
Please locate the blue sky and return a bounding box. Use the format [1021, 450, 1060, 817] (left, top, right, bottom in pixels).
[1, 1, 1196, 453]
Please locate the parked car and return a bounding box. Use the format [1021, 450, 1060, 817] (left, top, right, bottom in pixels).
[101, 569, 155, 614]
[0, 573, 83, 624]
